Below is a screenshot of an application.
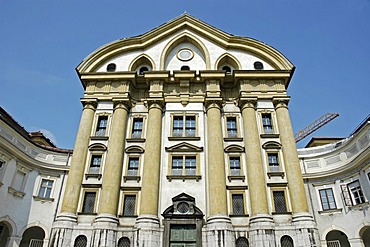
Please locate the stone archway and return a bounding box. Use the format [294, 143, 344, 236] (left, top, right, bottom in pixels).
[20, 226, 45, 247]
[0, 221, 12, 247]
[359, 226, 370, 247]
[326, 230, 350, 247]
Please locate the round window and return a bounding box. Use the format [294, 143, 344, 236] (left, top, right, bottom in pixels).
[177, 49, 194, 61]
[177, 202, 190, 213]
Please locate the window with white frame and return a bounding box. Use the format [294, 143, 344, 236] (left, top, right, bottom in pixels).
[262, 113, 274, 134]
[172, 156, 196, 176]
[172, 115, 196, 137]
[123, 194, 136, 216]
[273, 191, 287, 213]
[131, 118, 143, 138]
[268, 153, 279, 172]
[226, 117, 238, 138]
[95, 116, 108, 136]
[319, 188, 336, 210]
[89, 155, 102, 174]
[38, 179, 54, 198]
[348, 180, 366, 205]
[127, 157, 139, 176]
[81, 192, 96, 213]
[229, 157, 241, 176]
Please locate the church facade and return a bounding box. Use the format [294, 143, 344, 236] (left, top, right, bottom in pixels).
[0, 14, 369, 247]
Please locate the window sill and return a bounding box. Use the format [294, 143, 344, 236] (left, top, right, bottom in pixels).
[272, 212, 292, 215]
[118, 215, 138, 218]
[227, 175, 245, 182]
[229, 214, 249, 217]
[126, 138, 146, 143]
[318, 208, 343, 215]
[267, 171, 285, 179]
[123, 175, 141, 182]
[349, 201, 369, 210]
[85, 173, 102, 180]
[77, 212, 97, 216]
[224, 137, 243, 142]
[8, 187, 25, 198]
[33, 196, 54, 202]
[168, 136, 201, 141]
[260, 134, 280, 138]
[91, 136, 109, 141]
[167, 175, 201, 182]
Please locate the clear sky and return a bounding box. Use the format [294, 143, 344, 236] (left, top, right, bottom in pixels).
[1, 1, 369, 149]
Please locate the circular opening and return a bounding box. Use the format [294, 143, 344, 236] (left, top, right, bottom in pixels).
[139, 66, 149, 75]
[106, 63, 116, 72]
[254, 61, 264, 70]
[177, 202, 190, 213]
[181, 65, 190, 71]
[177, 48, 194, 61]
[222, 65, 232, 73]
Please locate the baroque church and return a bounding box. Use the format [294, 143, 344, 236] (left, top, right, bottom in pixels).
[0, 14, 369, 247]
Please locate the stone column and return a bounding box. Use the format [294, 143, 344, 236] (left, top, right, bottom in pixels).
[60, 98, 97, 220]
[239, 98, 269, 217]
[205, 100, 228, 217]
[273, 97, 311, 220]
[96, 99, 130, 223]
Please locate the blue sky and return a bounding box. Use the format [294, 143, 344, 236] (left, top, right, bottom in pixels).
[1, 1, 369, 149]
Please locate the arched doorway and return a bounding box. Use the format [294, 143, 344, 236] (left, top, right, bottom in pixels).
[0, 222, 12, 247]
[360, 226, 370, 247]
[326, 230, 350, 247]
[20, 226, 45, 247]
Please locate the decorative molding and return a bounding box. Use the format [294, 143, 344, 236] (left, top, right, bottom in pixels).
[262, 141, 282, 150]
[165, 142, 203, 152]
[125, 146, 145, 154]
[224, 144, 245, 153]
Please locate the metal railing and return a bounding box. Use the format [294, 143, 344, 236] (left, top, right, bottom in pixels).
[29, 239, 44, 247]
[327, 240, 341, 247]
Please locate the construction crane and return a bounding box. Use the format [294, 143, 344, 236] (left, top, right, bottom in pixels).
[294, 113, 339, 143]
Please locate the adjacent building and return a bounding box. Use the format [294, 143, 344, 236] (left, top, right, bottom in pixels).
[0, 14, 368, 247]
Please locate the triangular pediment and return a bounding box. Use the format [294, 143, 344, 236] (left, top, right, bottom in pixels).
[172, 193, 195, 203]
[165, 142, 203, 152]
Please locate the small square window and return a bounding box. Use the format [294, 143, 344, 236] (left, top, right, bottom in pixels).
[132, 118, 143, 138]
[128, 158, 139, 176]
[273, 191, 287, 213]
[38, 179, 54, 198]
[123, 195, 136, 216]
[319, 188, 336, 210]
[82, 192, 96, 213]
[232, 194, 245, 215]
[230, 157, 241, 176]
[96, 116, 108, 136]
[262, 113, 274, 134]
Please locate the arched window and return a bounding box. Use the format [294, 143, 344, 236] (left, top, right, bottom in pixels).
[117, 237, 130, 247]
[236, 237, 249, 247]
[222, 65, 232, 74]
[74, 235, 87, 247]
[181, 65, 190, 70]
[106, 63, 116, 72]
[253, 61, 264, 70]
[281, 235, 294, 247]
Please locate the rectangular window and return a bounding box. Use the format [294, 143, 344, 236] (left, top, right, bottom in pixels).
[262, 113, 274, 134]
[232, 194, 245, 215]
[82, 192, 96, 213]
[96, 116, 108, 136]
[319, 188, 336, 210]
[348, 181, 366, 205]
[170, 225, 196, 246]
[127, 157, 139, 176]
[172, 156, 197, 176]
[172, 115, 197, 138]
[268, 153, 279, 172]
[38, 179, 54, 198]
[273, 191, 287, 213]
[89, 155, 102, 174]
[123, 195, 136, 216]
[230, 157, 241, 176]
[132, 118, 143, 138]
[227, 117, 238, 138]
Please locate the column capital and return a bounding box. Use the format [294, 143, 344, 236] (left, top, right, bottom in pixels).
[238, 97, 257, 110]
[146, 99, 164, 111]
[273, 97, 290, 109]
[80, 98, 98, 110]
[112, 98, 132, 111]
[205, 99, 223, 111]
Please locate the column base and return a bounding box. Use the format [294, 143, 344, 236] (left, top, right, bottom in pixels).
[292, 212, 315, 226]
[203, 215, 234, 247]
[54, 212, 77, 226]
[94, 213, 119, 226]
[135, 215, 162, 247]
[249, 214, 275, 247]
